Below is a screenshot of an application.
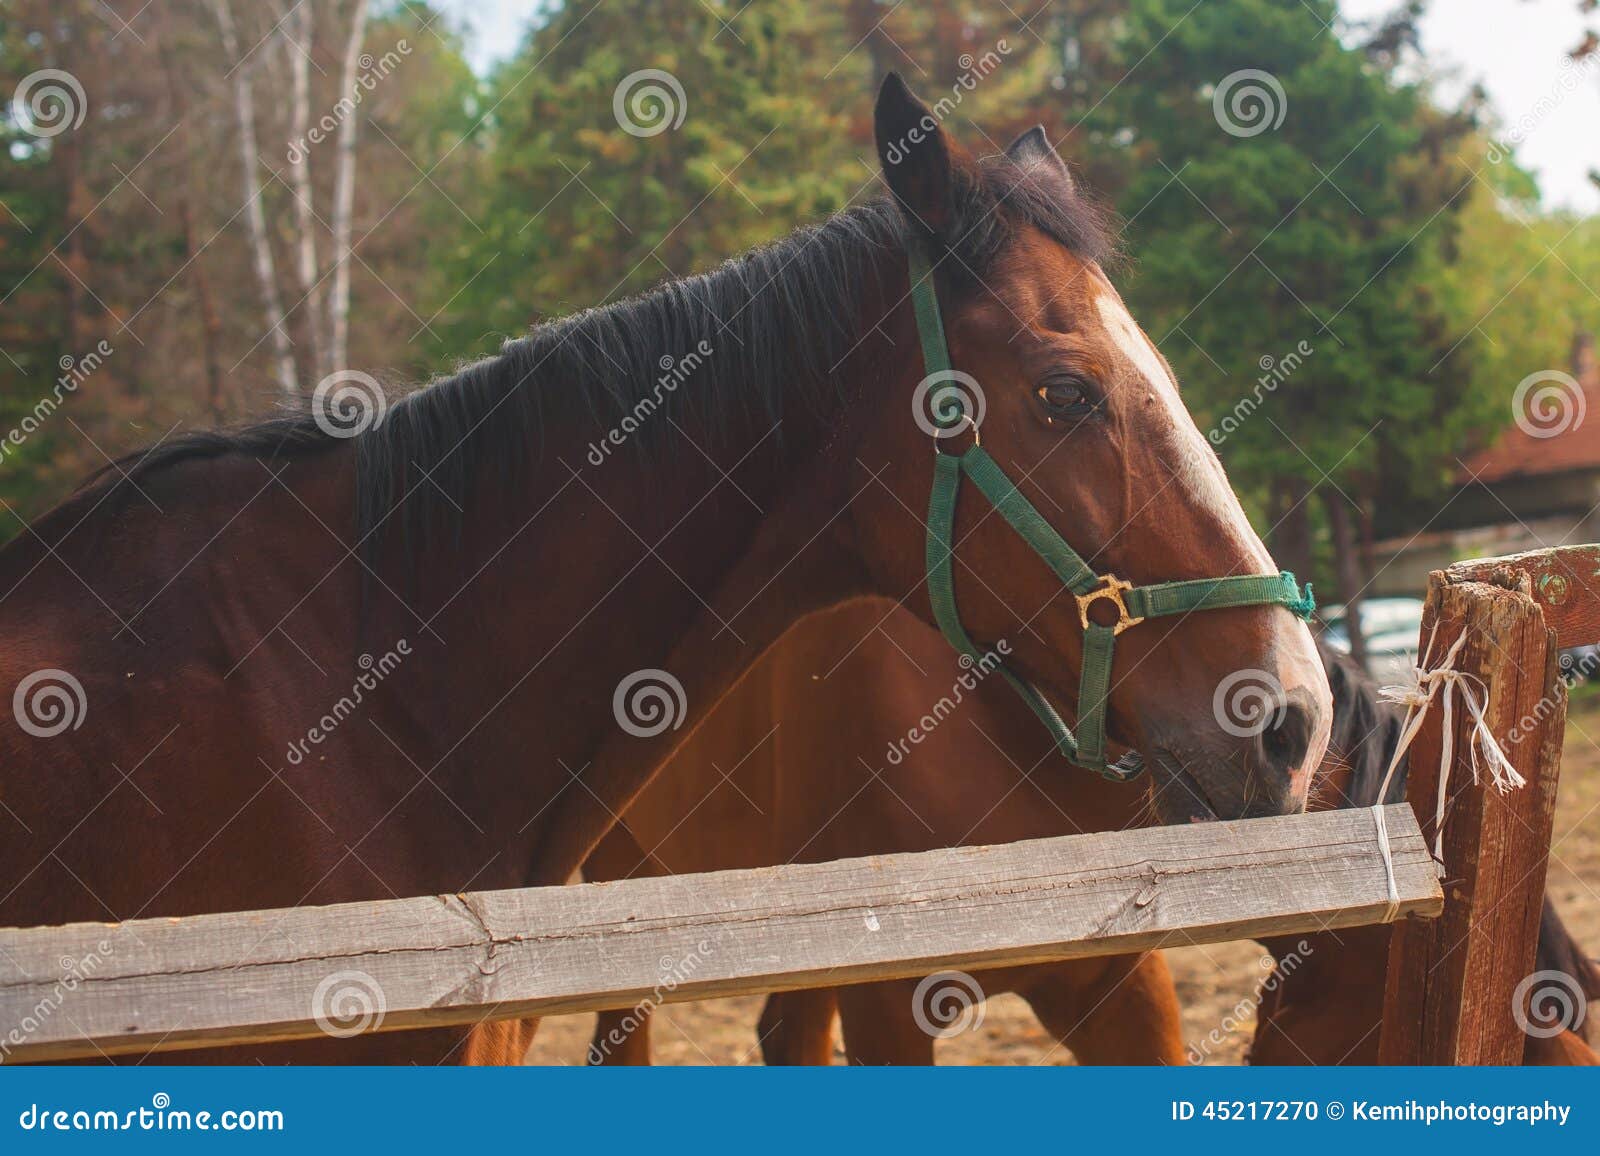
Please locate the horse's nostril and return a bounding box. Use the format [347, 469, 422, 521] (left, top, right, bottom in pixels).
[1258, 699, 1314, 773]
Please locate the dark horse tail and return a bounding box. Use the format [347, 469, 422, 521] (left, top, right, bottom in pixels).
[1536, 898, 1600, 1040]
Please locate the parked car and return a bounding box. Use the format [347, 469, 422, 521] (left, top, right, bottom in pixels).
[1320, 597, 1425, 686]
[1559, 643, 1600, 684]
[1320, 597, 1425, 652]
[1362, 629, 1423, 688]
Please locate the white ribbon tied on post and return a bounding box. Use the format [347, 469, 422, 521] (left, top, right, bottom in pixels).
[1367, 622, 1527, 921]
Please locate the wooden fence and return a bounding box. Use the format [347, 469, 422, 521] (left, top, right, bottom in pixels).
[1379, 546, 1588, 1064]
[0, 545, 1589, 1065]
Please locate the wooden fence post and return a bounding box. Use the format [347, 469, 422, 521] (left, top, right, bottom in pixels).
[1378, 570, 1565, 1064]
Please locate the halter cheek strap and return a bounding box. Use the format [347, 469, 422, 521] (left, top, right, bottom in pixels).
[911, 244, 1314, 782]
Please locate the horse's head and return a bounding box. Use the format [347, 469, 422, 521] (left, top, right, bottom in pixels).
[851, 77, 1331, 823]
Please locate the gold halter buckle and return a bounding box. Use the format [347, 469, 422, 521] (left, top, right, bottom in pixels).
[1076, 574, 1144, 636]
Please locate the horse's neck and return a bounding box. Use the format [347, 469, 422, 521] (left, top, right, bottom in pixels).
[436, 385, 874, 883]
[434, 241, 911, 881]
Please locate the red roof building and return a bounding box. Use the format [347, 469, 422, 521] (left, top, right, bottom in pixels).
[1373, 332, 1600, 599]
[1459, 334, 1600, 484]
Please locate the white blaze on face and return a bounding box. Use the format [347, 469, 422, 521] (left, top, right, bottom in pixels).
[1093, 290, 1274, 571]
[1092, 288, 1331, 780]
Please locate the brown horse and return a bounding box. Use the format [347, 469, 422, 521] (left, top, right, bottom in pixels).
[585, 597, 1186, 1065]
[0, 77, 1329, 1064]
[1251, 903, 1599, 1066]
[586, 611, 1598, 1065]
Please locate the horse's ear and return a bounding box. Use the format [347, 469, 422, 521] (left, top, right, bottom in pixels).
[875, 73, 957, 237]
[1006, 126, 1074, 195]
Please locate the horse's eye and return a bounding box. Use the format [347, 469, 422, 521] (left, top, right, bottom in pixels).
[1036, 378, 1096, 421]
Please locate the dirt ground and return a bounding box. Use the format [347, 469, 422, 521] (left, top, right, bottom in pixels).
[527, 688, 1600, 1066]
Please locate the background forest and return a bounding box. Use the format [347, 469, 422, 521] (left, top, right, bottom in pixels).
[4, 0, 1599, 619]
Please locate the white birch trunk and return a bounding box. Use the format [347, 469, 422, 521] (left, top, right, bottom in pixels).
[326, 0, 370, 373]
[212, 0, 298, 395]
[284, 0, 326, 375]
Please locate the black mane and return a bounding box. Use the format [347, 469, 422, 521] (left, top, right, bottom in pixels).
[1319, 644, 1409, 808]
[75, 153, 1117, 562]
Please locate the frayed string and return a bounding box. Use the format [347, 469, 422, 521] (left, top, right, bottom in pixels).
[1372, 620, 1526, 865]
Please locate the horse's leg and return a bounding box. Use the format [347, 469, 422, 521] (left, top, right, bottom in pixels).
[837, 980, 936, 1065]
[588, 1006, 656, 1065]
[1020, 953, 1186, 1065]
[460, 1019, 540, 1065]
[579, 821, 665, 1066]
[757, 989, 838, 1065]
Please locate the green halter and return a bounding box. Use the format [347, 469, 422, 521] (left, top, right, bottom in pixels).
[910, 244, 1314, 782]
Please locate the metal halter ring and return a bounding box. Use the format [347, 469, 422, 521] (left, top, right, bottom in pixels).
[930, 412, 981, 455]
[1075, 574, 1145, 636]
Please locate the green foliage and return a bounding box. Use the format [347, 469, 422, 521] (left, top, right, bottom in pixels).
[0, 1, 102, 515]
[5, 0, 1600, 582]
[426, 0, 867, 361]
[1424, 152, 1600, 421]
[1081, 0, 1492, 535]
[351, 2, 489, 378]
[0, 0, 488, 532]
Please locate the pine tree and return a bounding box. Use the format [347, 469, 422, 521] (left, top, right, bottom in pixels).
[428, 0, 866, 357]
[1079, 0, 1491, 620]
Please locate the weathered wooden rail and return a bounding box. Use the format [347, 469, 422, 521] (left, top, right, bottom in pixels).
[0, 544, 1587, 1065]
[1, 806, 1437, 1062]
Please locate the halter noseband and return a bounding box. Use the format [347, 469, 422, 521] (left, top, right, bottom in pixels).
[911, 244, 1315, 782]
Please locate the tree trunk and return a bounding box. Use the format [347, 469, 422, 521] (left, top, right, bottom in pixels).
[1358, 500, 1379, 601]
[1268, 474, 1314, 583]
[59, 110, 88, 361]
[848, 0, 895, 89]
[212, 0, 298, 395]
[326, 0, 370, 374]
[156, 12, 227, 424]
[1324, 490, 1368, 668]
[57, 0, 93, 362]
[284, 0, 326, 377]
